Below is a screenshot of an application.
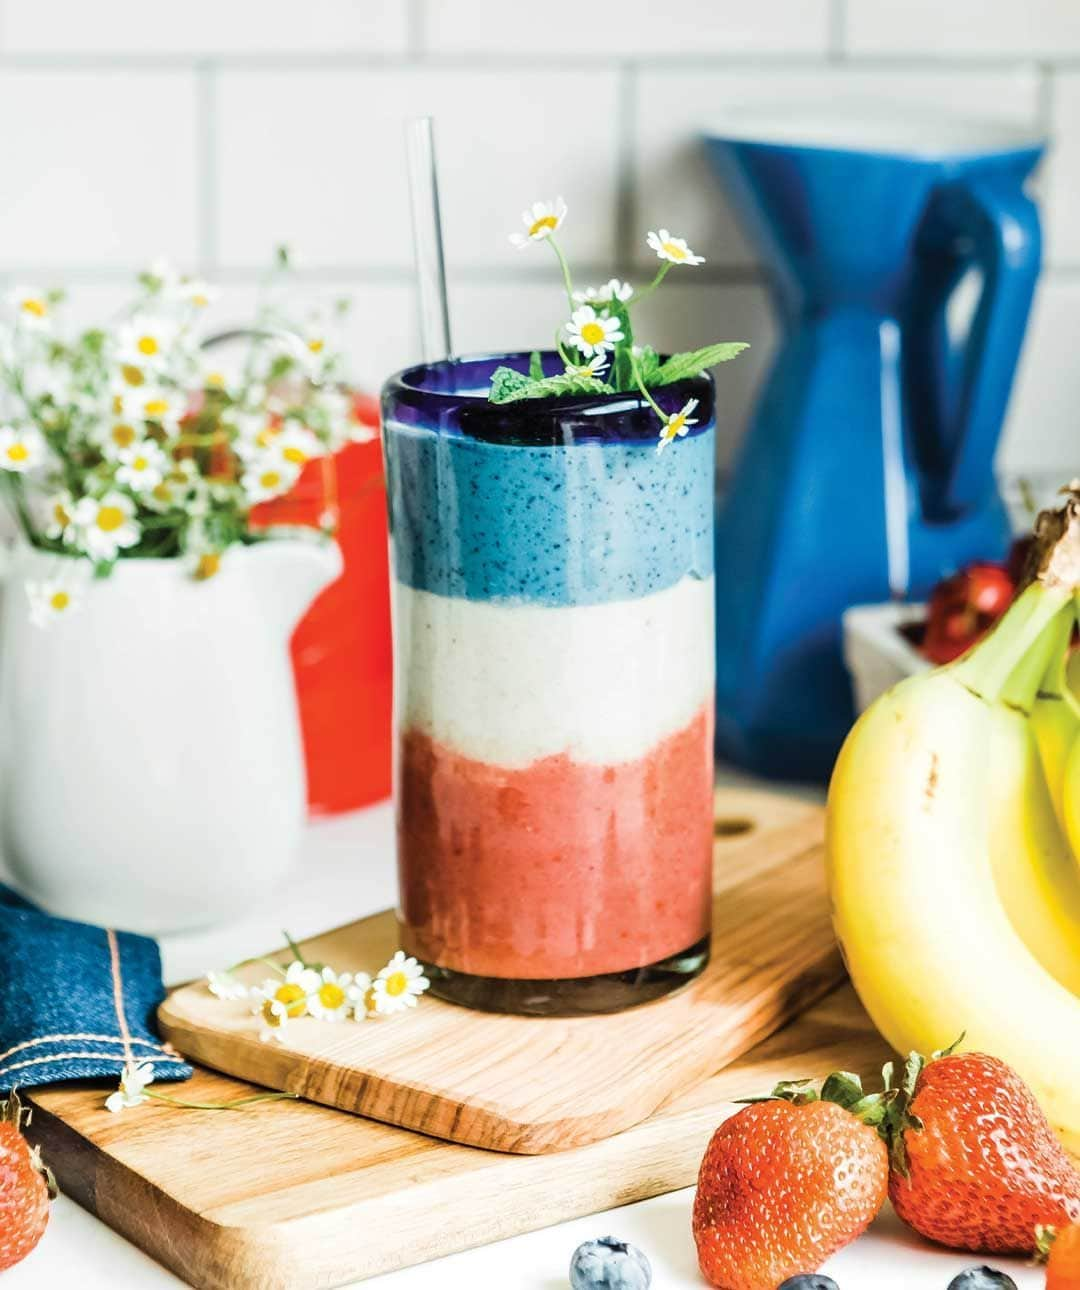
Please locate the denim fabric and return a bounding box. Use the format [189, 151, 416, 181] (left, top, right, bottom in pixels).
[0, 884, 192, 1091]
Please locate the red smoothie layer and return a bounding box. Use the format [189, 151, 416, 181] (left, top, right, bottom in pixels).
[396, 705, 714, 980]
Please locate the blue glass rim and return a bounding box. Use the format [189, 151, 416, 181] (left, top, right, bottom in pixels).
[381, 351, 715, 447]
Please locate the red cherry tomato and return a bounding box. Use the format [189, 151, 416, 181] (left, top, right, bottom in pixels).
[922, 560, 1017, 665]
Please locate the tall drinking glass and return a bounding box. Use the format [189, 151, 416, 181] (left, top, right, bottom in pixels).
[382, 353, 715, 1014]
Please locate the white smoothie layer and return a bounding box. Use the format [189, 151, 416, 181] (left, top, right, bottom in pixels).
[393, 574, 714, 768]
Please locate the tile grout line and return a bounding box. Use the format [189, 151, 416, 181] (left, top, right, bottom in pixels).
[0, 50, 1074, 72]
[614, 61, 637, 277]
[1037, 59, 1055, 135]
[0, 263, 773, 288]
[828, 0, 846, 62]
[195, 60, 219, 275]
[406, 0, 425, 59]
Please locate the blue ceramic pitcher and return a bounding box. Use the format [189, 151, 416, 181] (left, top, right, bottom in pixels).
[706, 116, 1046, 781]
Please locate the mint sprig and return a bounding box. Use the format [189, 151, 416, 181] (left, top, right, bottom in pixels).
[651, 342, 749, 386]
[489, 366, 613, 404]
[487, 205, 748, 445]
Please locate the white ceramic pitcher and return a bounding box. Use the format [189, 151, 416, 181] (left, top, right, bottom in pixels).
[0, 536, 342, 933]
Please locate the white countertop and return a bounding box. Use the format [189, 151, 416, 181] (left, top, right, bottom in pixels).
[3, 797, 1043, 1290]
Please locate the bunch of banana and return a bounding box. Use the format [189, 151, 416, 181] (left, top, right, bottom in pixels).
[827, 487, 1080, 1153]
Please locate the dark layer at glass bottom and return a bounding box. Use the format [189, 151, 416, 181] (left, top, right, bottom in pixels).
[418, 936, 710, 1017]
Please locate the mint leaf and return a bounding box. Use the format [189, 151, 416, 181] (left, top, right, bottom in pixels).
[528, 350, 544, 381]
[489, 366, 534, 403]
[653, 342, 749, 386]
[636, 345, 661, 385]
[497, 372, 614, 403]
[610, 304, 635, 393]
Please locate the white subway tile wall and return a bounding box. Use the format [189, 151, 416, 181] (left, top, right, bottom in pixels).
[0, 0, 1074, 477]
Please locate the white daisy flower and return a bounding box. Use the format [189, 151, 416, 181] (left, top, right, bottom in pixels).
[128, 386, 184, 433]
[198, 356, 234, 397]
[509, 197, 567, 249]
[7, 286, 52, 329]
[99, 417, 144, 460]
[26, 578, 82, 628]
[116, 316, 177, 369]
[176, 277, 219, 310]
[255, 996, 290, 1044]
[656, 397, 700, 456]
[105, 1060, 155, 1113]
[115, 440, 168, 493]
[188, 548, 224, 582]
[254, 960, 320, 1019]
[646, 228, 706, 266]
[116, 359, 151, 390]
[265, 424, 321, 471]
[313, 385, 368, 448]
[72, 492, 141, 561]
[571, 279, 633, 306]
[241, 455, 300, 503]
[206, 970, 248, 1001]
[143, 258, 181, 293]
[0, 425, 47, 473]
[22, 363, 72, 406]
[231, 410, 281, 458]
[145, 459, 198, 513]
[299, 324, 329, 368]
[565, 354, 610, 378]
[367, 951, 430, 1016]
[565, 305, 625, 359]
[307, 966, 364, 1023]
[40, 489, 77, 542]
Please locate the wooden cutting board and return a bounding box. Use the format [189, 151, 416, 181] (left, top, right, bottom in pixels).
[27, 986, 883, 1290]
[158, 786, 845, 1154]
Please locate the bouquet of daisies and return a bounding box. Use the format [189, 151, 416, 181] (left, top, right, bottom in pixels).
[0, 251, 373, 585]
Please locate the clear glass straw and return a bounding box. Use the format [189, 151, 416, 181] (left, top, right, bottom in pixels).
[405, 116, 453, 363]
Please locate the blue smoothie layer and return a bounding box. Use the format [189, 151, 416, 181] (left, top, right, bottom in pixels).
[384, 420, 715, 607]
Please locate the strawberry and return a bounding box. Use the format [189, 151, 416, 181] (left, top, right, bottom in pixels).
[692, 1075, 888, 1290]
[884, 1049, 1080, 1254]
[0, 1091, 53, 1272]
[1039, 1224, 1080, 1290]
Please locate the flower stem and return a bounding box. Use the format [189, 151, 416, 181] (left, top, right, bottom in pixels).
[554, 330, 574, 367]
[628, 262, 671, 307]
[146, 1089, 298, 1112]
[1, 475, 36, 543]
[547, 237, 576, 313]
[629, 352, 667, 422]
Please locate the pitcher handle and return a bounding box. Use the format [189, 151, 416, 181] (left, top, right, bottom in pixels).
[912, 168, 1042, 519]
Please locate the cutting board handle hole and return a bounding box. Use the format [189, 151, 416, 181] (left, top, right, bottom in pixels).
[714, 816, 755, 838]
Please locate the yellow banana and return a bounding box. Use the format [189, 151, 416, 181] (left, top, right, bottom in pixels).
[1030, 607, 1080, 841]
[986, 700, 1080, 997]
[827, 577, 1080, 1152]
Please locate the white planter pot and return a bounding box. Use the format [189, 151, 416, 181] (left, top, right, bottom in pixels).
[0, 536, 342, 933]
[842, 602, 931, 713]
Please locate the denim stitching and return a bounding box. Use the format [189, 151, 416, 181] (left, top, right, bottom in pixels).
[1, 1051, 189, 1077]
[106, 928, 135, 1068]
[0, 1034, 169, 1064]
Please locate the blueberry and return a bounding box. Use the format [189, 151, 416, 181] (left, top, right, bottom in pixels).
[946, 1269, 1018, 1290]
[568, 1236, 651, 1290]
[777, 1277, 840, 1290]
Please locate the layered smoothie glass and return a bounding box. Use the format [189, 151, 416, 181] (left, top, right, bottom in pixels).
[382, 353, 715, 1014]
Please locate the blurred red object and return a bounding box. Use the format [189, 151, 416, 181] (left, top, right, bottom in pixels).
[922, 560, 1016, 665]
[252, 392, 391, 814]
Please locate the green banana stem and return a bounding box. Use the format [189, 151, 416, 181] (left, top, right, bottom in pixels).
[951, 581, 1072, 708]
[998, 597, 1076, 713]
[1035, 600, 1080, 703]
